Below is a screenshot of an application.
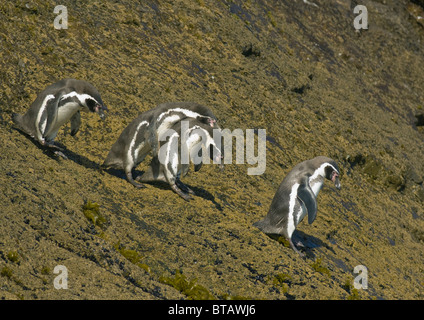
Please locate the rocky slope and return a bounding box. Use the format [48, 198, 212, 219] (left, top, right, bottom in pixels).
[1, 0, 423, 299]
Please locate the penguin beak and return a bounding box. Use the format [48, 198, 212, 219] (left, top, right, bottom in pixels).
[95, 104, 108, 120]
[332, 172, 341, 190]
[208, 118, 217, 127]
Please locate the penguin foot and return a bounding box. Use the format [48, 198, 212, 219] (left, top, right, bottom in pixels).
[126, 172, 147, 189]
[129, 180, 147, 189]
[289, 238, 305, 258]
[180, 193, 194, 201]
[39, 141, 68, 159]
[171, 184, 194, 201]
[295, 240, 305, 248]
[53, 150, 68, 160]
[176, 180, 195, 195]
[41, 140, 64, 151]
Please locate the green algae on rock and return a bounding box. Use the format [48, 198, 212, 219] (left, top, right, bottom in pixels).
[159, 270, 216, 300]
[0, 0, 424, 300]
[114, 242, 151, 274]
[82, 201, 108, 229]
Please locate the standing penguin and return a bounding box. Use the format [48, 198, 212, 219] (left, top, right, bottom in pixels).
[253, 156, 341, 257]
[102, 102, 218, 188]
[139, 117, 223, 201]
[12, 79, 107, 158]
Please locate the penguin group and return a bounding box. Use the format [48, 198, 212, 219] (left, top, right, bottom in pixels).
[102, 101, 221, 198]
[12, 78, 341, 257]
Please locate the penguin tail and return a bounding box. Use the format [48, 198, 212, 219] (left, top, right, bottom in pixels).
[12, 113, 22, 125]
[100, 161, 108, 169]
[253, 218, 281, 235]
[11, 113, 29, 134]
[253, 219, 268, 232]
[101, 159, 112, 169]
[102, 154, 123, 170]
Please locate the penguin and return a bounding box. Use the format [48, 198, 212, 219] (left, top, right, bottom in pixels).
[253, 156, 341, 257]
[12, 79, 107, 158]
[138, 117, 223, 201]
[102, 102, 218, 188]
[148, 102, 218, 156]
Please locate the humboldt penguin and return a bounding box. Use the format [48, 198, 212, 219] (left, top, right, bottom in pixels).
[149, 102, 218, 156]
[139, 117, 223, 201]
[253, 156, 341, 257]
[12, 79, 107, 158]
[102, 102, 218, 188]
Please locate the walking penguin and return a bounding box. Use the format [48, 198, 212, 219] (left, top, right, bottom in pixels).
[12, 79, 108, 158]
[253, 156, 341, 257]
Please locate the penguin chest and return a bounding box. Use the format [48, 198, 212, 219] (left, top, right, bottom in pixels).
[46, 102, 81, 139]
[309, 178, 324, 197]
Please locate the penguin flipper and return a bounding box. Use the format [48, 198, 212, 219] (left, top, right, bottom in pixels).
[43, 88, 75, 140]
[70, 111, 81, 136]
[43, 94, 63, 137]
[297, 178, 317, 224]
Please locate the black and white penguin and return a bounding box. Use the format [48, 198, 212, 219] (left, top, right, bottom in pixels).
[102, 102, 218, 188]
[139, 117, 223, 201]
[253, 156, 341, 257]
[12, 79, 107, 157]
[149, 102, 218, 156]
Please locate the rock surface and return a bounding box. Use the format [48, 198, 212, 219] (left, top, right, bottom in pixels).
[1, 0, 424, 299]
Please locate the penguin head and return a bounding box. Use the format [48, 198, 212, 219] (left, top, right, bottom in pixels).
[196, 129, 224, 168]
[324, 161, 341, 190]
[206, 117, 217, 127]
[187, 120, 224, 170]
[195, 115, 217, 129]
[191, 104, 218, 128]
[85, 97, 108, 120]
[78, 80, 108, 119]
